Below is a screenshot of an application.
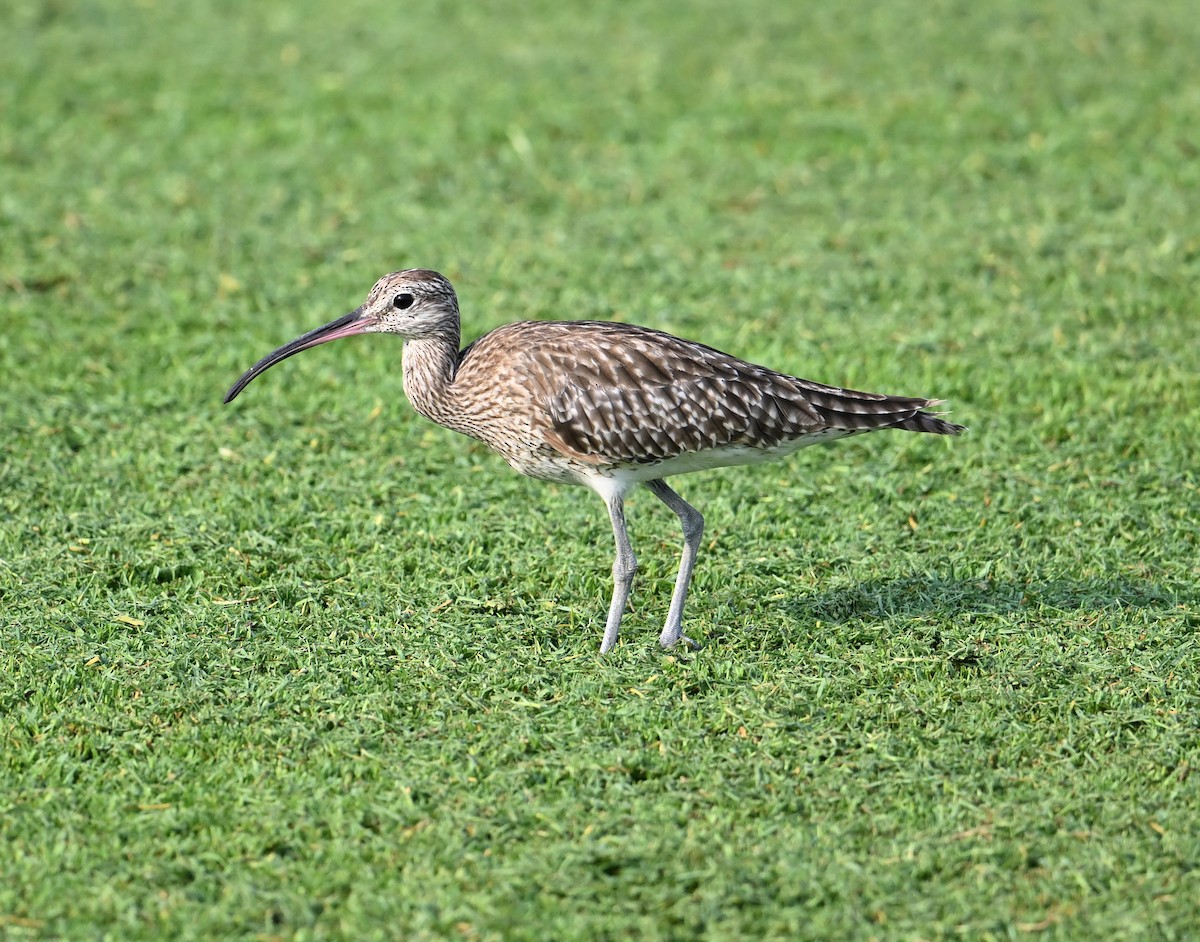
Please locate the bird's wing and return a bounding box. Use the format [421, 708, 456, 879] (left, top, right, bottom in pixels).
[469, 321, 958, 466]
[531, 323, 829, 464]
[548, 374, 822, 463]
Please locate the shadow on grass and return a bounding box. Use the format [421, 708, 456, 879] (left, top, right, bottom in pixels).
[778, 573, 1198, 625]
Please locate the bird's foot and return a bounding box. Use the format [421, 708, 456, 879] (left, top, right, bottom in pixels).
[660, 629, 701, 651]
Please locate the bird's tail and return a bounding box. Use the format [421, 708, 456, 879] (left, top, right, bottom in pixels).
[798, 383, 966, 436]
[889, 403, 966, 436]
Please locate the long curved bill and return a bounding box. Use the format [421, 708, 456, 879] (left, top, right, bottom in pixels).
[223, 305, 375, 403]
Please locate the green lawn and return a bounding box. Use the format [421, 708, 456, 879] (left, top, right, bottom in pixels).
[3, 0, 1198, 938]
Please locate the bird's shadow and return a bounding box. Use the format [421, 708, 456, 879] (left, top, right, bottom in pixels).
[768, 572, 1196, 627]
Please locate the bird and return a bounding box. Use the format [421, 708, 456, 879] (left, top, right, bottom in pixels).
[225, 269, 964, 654]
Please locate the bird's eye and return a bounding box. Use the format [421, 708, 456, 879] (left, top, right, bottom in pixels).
[393, 292, 415, 310]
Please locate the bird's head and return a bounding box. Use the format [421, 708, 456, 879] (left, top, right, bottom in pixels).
[224, 269, 459, 403]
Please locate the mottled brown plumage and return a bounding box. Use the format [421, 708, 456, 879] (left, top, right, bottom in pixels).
[226, 269, 964, 653]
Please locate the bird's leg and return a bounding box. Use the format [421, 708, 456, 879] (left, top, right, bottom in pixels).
[645, 479, 704, 650]
[600, 493, 638, 654]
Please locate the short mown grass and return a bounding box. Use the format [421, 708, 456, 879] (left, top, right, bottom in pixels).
[2, 0, 1198, 939]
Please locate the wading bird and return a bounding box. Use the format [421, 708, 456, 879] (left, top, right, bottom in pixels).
[225, 270, 963, 653]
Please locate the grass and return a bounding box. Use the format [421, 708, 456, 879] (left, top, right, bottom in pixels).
[2, 0, 1199, 938]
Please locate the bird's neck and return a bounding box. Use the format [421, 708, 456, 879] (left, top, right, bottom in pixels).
[401, 334, 462, 426]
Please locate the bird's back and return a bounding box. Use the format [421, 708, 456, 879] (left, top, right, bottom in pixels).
[444, 321, 962, 478]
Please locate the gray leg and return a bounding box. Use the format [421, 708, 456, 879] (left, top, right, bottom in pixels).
[600, 492, 637, 654]
[645, 479, 704, 650]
